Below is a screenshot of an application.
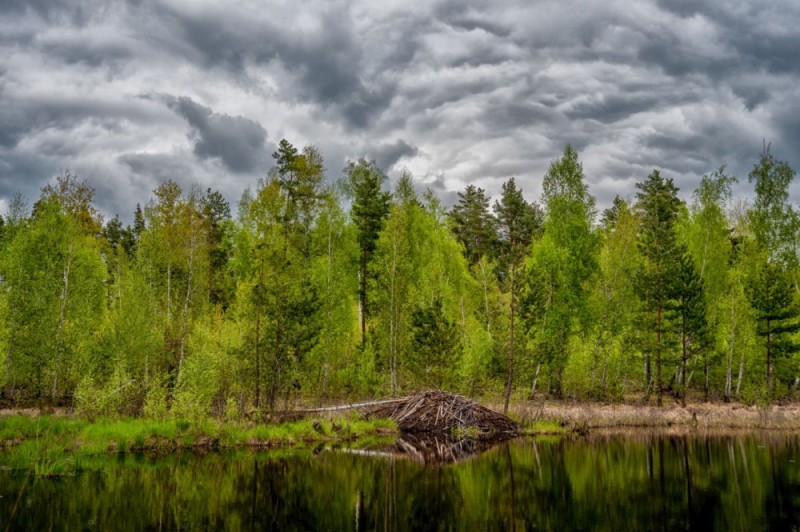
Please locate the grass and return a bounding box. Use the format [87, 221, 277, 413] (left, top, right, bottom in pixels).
[522, 419, 567, 435]
[0, 414, 398, 474]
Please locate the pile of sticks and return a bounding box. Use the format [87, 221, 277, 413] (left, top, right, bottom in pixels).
[366, 390, 519, 437]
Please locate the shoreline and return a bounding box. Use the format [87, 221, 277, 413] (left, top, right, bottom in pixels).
[1, 400, 799, 461]
[0, 415, 399, 459]
[503, 400, 800, 431]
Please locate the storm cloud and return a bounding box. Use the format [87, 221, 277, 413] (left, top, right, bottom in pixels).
[164, 95, 270, 173]
[1, 0, 800, 220]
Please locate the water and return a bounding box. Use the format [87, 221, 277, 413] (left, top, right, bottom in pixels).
[2, 433, 800, 530]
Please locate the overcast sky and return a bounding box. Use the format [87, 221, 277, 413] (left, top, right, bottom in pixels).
[2, 0, 800, 222]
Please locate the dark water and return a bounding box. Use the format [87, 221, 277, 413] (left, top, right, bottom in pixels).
[2, 434, 800, 531]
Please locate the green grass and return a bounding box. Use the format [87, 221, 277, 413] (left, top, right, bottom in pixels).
[522, 419, 566, 435]
[0, 414, 399, 473]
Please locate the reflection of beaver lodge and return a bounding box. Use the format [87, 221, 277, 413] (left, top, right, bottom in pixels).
[393, 433, 506, 464]
[365, 390, 519, 438]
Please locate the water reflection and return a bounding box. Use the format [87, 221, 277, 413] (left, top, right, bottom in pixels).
[1, 433, 800, 530]
[392, 434, 513, 464]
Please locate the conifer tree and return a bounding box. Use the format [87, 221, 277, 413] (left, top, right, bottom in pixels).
[202, 188, 232, 307]
[748, 262, 800, 398]
[747, 147, 800, 399]
[495, 178, 542, 413]
[346, 159, 391, 348]
[409, 298, 461, 389]
[450, 185, 496, 265]
[669, 247, 708, 406]
[635, 170, 682, 406]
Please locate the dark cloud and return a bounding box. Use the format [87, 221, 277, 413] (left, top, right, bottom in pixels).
[164, 96, 269, 174]
[0, 0, 92, 25]
[367, 139, 419, 172]
[1, 0, 800, 220]
[118, 152, 191, 188]
[0, 148, 54, 203]
[150, 2, 396, 129]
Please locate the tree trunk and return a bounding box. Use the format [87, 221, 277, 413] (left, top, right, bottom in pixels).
[177, 210, 197, 383]
[480, 260, 491, 333]
[681, 314, 687, 408]
[725, 302, 736, 401]
[530, 363, 541, 399]
[503, 263, 516, 415]
[52, 243, 73, 401]
[766, 319, 773, 399]
[254, 311, 261, 409]
[656, 305, 663, 407]
[736, 343, 745, 399]
[360, 250, 367, 349]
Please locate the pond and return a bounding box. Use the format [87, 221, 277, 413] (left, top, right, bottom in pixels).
[1, 433, 799, 530]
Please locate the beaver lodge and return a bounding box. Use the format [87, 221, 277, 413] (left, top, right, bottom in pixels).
[362, 390, 519, 438]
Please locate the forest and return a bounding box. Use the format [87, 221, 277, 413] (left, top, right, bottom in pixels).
[0, 140, 798, 419]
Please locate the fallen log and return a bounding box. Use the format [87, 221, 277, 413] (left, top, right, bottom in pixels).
[293, 397, 405, 413]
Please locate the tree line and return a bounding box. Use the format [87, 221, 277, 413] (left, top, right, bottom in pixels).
[0, 140, 797, 418]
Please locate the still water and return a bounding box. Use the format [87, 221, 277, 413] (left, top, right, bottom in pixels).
[1, 433, 799, 530]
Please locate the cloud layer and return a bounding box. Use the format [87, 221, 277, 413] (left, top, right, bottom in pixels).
[1, 0, 799, 220]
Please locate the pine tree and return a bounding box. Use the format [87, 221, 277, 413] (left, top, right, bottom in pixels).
[495, 178, 542, 413]
[450, 185, 496, 265]
[668, 247, 708, 406]
[748, 262, 800, 399]
[202, 188, 233, 307]
[747, 147, 800, 399]
[635, 170, 682, 406]
[601, 195, 626, 228]
[409, 298, 461, 389]
[346, 158, 391, 348]
[133, 203, 145, 240]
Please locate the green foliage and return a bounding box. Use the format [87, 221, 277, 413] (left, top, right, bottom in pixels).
[681, 167, 736, 399]
[524, 145, 598, 397]
[747, 261, 800, 398]
[172, 313, 241, 421]
[634, 170, 684, 405]
[75, 364, 136, 420]
[143, 373, 170, 420]
[668, 248, 709, 404]
[589, 198, 643, 399]
[409, 298, 462, 389]
[202, 188, 233, 307]
[494, 178, 542, 411]
[748, 146, 798, 266]
[450, 184, 497, 264]
[2, 192, 105, 401]
[345, 158, 392, 346]
[2, 145, 800, 412]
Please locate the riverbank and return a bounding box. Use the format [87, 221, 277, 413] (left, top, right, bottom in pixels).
[0, 414, 397, 455]
[504, 400, 800, 431]
[2, 399, 797, 459]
